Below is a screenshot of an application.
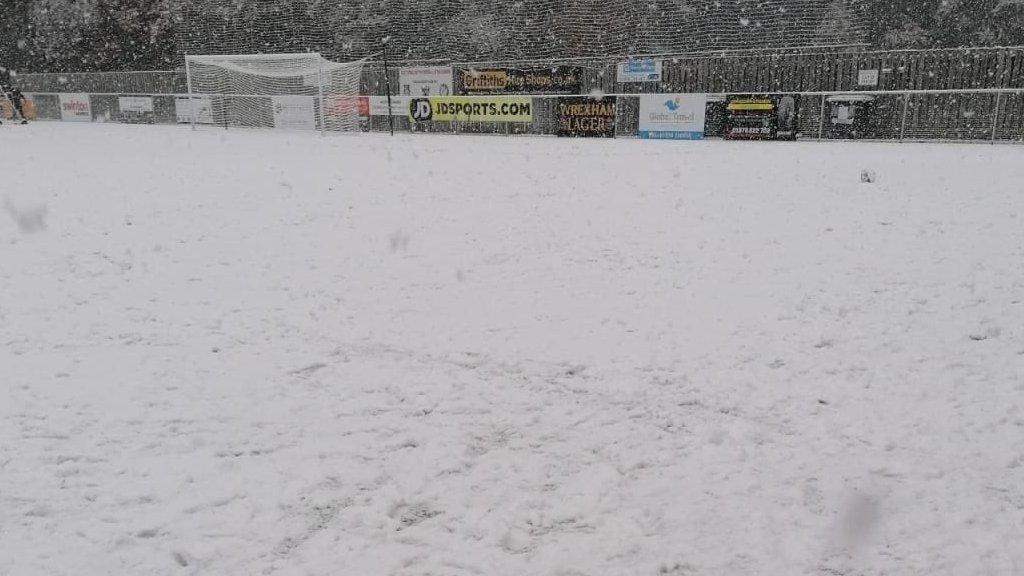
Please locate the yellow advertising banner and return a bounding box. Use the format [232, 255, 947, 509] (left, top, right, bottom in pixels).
[460, 67, 582, 94]
[408, 96, 533, 123]
[462, 70, 509, 92]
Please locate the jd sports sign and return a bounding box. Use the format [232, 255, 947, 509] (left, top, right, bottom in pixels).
[411, 99, 432, 121]
[409, 97, 533, 122]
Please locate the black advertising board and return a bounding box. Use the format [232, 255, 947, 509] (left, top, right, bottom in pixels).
[460, 66, 582, 95]
[723, 94, 800, 140]
[556, 96, 617, 138]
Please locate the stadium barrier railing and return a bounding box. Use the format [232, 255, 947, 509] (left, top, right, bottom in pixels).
[9, 89, 1023, 144]
[10, 46, 1024, 142]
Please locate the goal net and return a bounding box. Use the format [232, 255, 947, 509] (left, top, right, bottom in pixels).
[184, 53, 365, 133]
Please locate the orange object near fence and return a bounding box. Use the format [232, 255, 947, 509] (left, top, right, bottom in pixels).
[2, 98, 36, 120]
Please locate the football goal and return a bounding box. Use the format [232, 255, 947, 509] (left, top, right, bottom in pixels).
[184, 53, 366, 134]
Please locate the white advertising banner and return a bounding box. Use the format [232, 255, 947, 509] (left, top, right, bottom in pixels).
[59, 93, 92, 122]
[369, 95, 410, 116]
[638, 94, 707, 140]
[175, 96, 214, 124]
[858, 69, 880, 86]
[617, 59, 662, 83]
[118, 96, 154, 113]
[398, 66, 453, 97]
[271, 95, 316, 130]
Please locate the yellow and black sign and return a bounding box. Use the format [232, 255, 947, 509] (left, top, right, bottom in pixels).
[408, 96, 533, 123]
[459, 67, 582, 95]
[556, 96, 617, 138]
[726, 98, 775, 112]
[724, 94, 801, 140]
[462, 70, 510, 92]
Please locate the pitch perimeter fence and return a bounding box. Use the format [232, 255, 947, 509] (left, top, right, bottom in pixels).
[15, 46, 1024, 94]
[10, 89, 1024, 143]
[8, 46, 1024, 142]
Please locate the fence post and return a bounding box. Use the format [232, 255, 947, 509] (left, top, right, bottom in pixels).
[817, 94, 826, 139]
[899, 92, 909, 142]
[317, 58, 326, 137]
[382, 39, 395, 136]
[991, 92, 1001, 144]
[184, 55, 195, 131]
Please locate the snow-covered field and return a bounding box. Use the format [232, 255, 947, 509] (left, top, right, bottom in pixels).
[1, 123, 1023, 576]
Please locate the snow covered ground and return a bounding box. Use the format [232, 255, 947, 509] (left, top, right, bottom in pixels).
[1, 123, 1023, 576]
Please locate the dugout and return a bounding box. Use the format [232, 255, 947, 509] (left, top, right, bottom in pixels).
[826, 95, 875, 139]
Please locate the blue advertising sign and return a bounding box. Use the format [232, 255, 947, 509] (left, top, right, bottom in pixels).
[637, 94, 707, 140]
[617, 59, 663, 83]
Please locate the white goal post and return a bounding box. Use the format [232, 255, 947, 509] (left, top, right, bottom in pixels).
[184, 53, 366, 134]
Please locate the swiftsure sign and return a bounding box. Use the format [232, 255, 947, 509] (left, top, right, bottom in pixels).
[409, 97, 533, 122]
[638, 94, 707, 140]
[59, 93, 91, 122]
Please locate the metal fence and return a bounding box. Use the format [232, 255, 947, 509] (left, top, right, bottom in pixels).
[13, 70, 187, 95]
[16, 46, 1024, 97]
[13, 90, 1024, 143]
[9, 46, 1023, 141]
[373, 91, 1024, 142]
[361, 46, 1024, 96]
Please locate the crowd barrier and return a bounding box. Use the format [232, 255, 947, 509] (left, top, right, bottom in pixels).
[8, 90, 1024, 143]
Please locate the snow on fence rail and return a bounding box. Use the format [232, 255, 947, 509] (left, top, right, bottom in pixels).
[9, 89, 1024, 143]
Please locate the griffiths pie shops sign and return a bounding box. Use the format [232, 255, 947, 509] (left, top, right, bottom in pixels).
[460, 66, 582, 95]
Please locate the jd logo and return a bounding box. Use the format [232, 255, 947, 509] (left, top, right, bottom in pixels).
[411, 99, 432, 121]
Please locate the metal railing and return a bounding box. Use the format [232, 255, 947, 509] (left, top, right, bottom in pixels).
[12, 89, 1023, 143]
[13, 70, 187, 95]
